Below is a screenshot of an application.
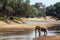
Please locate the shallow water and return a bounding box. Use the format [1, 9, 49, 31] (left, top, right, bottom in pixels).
[0, 20, 60, 40]
[24, 20, 60, 24]
[0, 30, 60, 40]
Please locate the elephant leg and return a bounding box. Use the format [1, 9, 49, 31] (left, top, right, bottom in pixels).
[35, 29, 37, 37]
[45, 29, 48, 36]
[46, 30, 47, 36]
[44, 30, 47, 36]
[38, 30, 41, 36]
[44, 31, 46, 36]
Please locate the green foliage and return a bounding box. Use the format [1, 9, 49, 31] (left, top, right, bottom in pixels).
[0, 0, 40, 20]
[46, 2, 60, 19]
[0, 15, 6, 21]
[54, 2, 60, 7]
[34, 2, 46, 17]
[0, 4, 2, 9]
[1, 0, 60, 21]
[13, 17, 23, 21]
[6, 6, 14, 13]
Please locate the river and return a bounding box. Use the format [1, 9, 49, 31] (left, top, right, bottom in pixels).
[24, 20, 60, 24]
[0, 30, 60, 40]
[0, 20, 60, 40]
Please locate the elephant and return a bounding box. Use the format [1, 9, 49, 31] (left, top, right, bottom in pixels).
[35, 26, 47, 37]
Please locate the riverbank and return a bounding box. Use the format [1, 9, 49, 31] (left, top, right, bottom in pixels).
[0, 23, 58, 32]
[22, 16, 60, 22]
[0, 16, 60, 25]
[33, 35, 60, 40]
[0, 16, 59, 31]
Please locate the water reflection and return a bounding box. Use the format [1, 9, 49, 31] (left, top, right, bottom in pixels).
[0, 30, 33, 40]
[0, 30, 60, 40]
[24, 20, 60, 24]
[0, 37, 32, 40]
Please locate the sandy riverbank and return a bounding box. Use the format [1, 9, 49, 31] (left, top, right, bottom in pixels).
[0, 23, 58, 32]
[33, 35, 60, 40]
[0, 16, 59, 31]
[22, 16, 60, 22]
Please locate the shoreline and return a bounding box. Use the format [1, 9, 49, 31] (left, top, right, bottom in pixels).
[0, 16, 59, 32]
[0, 24, 58, 31]
[22, 16, 60, 22]
[33, 35, 60, 40]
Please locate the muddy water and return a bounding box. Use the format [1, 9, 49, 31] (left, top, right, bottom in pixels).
[0, 30, 60, 40]
[24, 20, 60, 24]
[0, 20, 60, 40]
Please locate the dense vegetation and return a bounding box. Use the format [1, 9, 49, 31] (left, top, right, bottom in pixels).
[0, 0, 60, 21]
[46, 2, 60, 19]
[0, 0, 40, 21]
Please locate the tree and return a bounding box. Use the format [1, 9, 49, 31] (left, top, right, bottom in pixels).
[0, 0, 8, 20]
[46, 2, 60, 19]
[26, 5, 39, 18]
[34, 2, 46, 18]
[54, 2, 60, 19]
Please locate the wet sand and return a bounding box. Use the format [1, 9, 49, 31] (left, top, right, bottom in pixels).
[33, 35, 60, 40]
[0, 24, 57, 32]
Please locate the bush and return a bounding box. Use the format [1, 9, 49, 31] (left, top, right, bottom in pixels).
[13, 17, 23, 22]
[0, 17, 6, 21]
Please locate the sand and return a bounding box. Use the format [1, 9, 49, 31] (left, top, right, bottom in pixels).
[22, 16, 60, 22]
[0, 23, 58, 32]
[0, 16, 59, 31]
[33, 35, 60, 40]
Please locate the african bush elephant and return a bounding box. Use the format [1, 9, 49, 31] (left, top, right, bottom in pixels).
[35, 26, 47, 37]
